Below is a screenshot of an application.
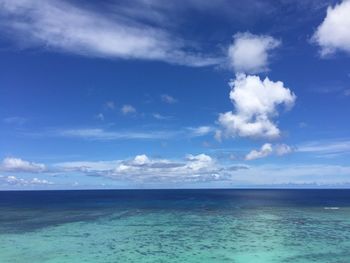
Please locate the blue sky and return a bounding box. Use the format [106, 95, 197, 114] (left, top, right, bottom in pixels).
[1, 0, 350, 189]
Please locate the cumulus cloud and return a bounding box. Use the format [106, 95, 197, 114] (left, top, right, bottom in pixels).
[228, 32, 280, 73]
[312, 0, 350, 56]
[245, 143, 293, 160]
[121, 105, 136, 115]
[0, 0, 221, 67]
[1, 157, 46, 172]
[217, 74, 296, 139]
[245, 143, 273, 160]
[132, 154, 150, 166]
[161, 94, 177, 104]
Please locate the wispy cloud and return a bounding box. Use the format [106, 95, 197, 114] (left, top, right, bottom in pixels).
[187, 126, 215, 137]
[27, 125, 216, 141]
[161, 94, 177, 104]
[104, 101, 116, 110]
[152, 113, 172, 120]
[94, 113, 105, 121]
[121, 104, 136, 115]
[56, 128, 179, 140]
[3, 116, 27, 125]
[297, 139, 350, 156]
[56, 160, 120, 173]
[0, 0, 222, 66]
[308, 82, 348, 96]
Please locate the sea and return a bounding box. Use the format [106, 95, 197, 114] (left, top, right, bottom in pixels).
[0, 189, 350, 263]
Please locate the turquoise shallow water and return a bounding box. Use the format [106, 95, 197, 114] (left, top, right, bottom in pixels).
[1, 190, 350, 262]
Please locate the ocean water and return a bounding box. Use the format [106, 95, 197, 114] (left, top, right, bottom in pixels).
[1, 190, 350, 263]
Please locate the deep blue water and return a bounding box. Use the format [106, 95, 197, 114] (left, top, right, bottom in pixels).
[1, 189, 350, 233]
[1, 189, 350, 262]
[1, 189, 350, 209]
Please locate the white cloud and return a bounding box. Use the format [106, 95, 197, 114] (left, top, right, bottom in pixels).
[56, 154, 248, 183]
[245, 143, 293, 160]
[132, 154, 150, 165]
[108, 153, 222, 182]
[245, 143, 273, 160]
[185, 154, 215, 171]
[55, 154, 350, 186]
[0, 175, 52, 185]
[228, 32, 280, 73]
[217, 74, 296, 139]
[188, 126, 214, 136]
[57, 160, 120, 173]
[1, 157, 46, 172]
[152, 113, 172, 120]
[12, 153, 350, 186]
[275, 143, 293, 156]
[56, 128, 178, 140]
[312, 0, 350, 56]
[40, 126, 215, 141]
[297, 139, 350, 156]
[0, 0, 221, 67]
[121, 105, 136, 115]
[161, 94, 177, 104]
[112, 156, 215, 182]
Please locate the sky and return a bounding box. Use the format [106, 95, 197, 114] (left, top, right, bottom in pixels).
[1, 0, 350, 189]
